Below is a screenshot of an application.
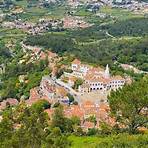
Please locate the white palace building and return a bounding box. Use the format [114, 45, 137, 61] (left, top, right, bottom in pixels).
[71, 59, 126, 94]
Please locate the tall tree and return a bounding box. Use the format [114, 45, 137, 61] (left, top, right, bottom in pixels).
[108, 76, 148, 133]
[51, 106, 73, 133]
[0, 102, 49, 148]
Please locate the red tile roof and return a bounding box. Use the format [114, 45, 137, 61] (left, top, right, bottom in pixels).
[82, 121, 94, 129]
[47, 51, 57, 58]
[64, 105, 84, 119]
[81, 101, 95, 109]
[40, 51, 46, 60]
[45, 109, 54, 118]
[0, 98, 18, 110]
[72, 59, 81, 65]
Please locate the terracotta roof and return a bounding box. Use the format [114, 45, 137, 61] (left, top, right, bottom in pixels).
[0, 98, 19, 110]
[45, 109, 54, 118]
[84, 73, 94, 80]
[33, 48, 41, 54]
[26, 87, 41, 106]
[82, 101, 95, 109]
[52, 67, 58, 76]
[138, 127, 148, 132]
[82, 121, 94, 129]
[47, 51, 57, 58]
[99, 103, 110, 112]
[111, 75, 125, 81]
[40, 51, 46, 60]
[85, 75, 111, 84]
[90, 67, 104, 73]
[84, 108, 97, 115]
[72, 59, 81, 65]
[64, 105, 84, 119]
[42, 80, 55, 93]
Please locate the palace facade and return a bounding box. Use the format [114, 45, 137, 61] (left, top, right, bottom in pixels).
[71, 59, 125, 94]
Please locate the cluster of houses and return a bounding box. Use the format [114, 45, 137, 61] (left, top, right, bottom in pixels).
[67, 0, 148, 14]
[1, 16, 92, 34]
[23, 81, 115, 130]
[26, 78, 70, 106]
[0, 45, 132, 130]
[0, 50, 132, 130]
[45, 101, 115, 130]
[27, 19, 63, 34]
[1, 18, 63, 35]
[68, 0, 102, 11]
[0, 0, 14, 9]
[63, 16, 92, 29]
[0, 98, 18, 111]
[86, 1, 102, 12]
[1, 20, 35, 33]
[112, 0, 148, 12]
[67, 0, 83, 8]
[39, 0, 65, 8]
[23, 56, 129, 105]
[22, 78, 114, 131]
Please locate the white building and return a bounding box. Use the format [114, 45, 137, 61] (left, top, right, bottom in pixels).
[71, 59, 90, 77]
[71, 59, 125, 94]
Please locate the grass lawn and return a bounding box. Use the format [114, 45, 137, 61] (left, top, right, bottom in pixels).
[0, 28, 27, 42]
[0, 28, 26, 35]
[75, 7, 92, 17]
[46, 31, 67, 35]
[100, 6, 143, 21]
[48, 6, 67, 19]
[16, 5, 67, 22]
[69, 136, 100, 148]
[14, 0, 28, 8]
[17, 7, 50, 22]
[69, 134, 148, 148]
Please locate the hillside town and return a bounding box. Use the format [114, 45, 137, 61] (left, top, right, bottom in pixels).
[0, 45, 134, 129]
[0, 0, 148, 146]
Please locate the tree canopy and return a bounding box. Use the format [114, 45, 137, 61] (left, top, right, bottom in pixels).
[0, 101, 71, 148]
[108, 76, 148, 133]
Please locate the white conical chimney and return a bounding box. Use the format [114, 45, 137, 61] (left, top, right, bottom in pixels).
[104, 64, 110, 79]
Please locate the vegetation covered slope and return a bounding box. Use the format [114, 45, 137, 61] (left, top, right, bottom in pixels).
[25, 34, 148, 71]
[69, 134, 148, 148]
[108, 76, 148, 134]
[0, 76, 148, 148]
[101, 18, 148, 37]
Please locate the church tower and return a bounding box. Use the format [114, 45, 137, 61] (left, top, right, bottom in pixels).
[104, 64, 110, 79]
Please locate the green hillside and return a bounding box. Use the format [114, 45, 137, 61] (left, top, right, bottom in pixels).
[69, 134, 148, 148]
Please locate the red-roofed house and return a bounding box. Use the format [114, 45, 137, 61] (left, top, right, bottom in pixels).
[0, 98, 18, 111]
[82, 121, 95, 131]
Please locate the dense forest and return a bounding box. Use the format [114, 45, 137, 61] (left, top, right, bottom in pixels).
[24, 17, 148, 71]
[25, 34, 148, 71]
[0, 55, 51, 100]
[0, 42, 12, 64]
[68, 26, 109, 42]
[69, 17, 148, 41]
[101, 18, 148, 37]
[25, 34, 75, 54]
